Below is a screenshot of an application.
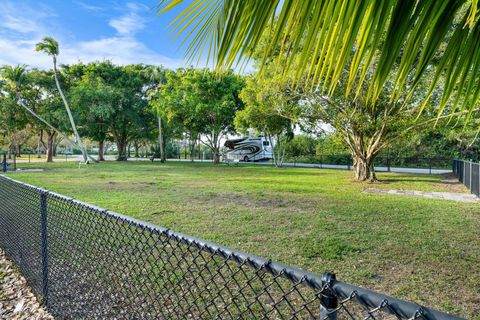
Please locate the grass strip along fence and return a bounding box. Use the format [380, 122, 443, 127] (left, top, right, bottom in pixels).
[0, 175, 462, 319]
[453, 159, 480, 197]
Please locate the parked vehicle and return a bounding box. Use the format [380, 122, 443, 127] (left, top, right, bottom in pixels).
[223, 136, 273, 162]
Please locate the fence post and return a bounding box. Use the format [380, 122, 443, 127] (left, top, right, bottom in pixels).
[387, 155, 391, 172]
[428, 158, 432, 175]
[2, 152, 6, 173]
[470, 161, 473, 190]
[40, 191, 49, 307]
[320, 272, 338, 320]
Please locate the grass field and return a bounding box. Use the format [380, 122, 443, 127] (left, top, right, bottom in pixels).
[6, 161, 480, 318]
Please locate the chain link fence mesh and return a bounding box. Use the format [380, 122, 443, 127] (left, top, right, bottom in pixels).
[453, 159, 480, 197]
[0, 175, 462, 319]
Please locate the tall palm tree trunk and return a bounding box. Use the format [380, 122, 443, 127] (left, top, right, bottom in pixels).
[52, 56, 89, 163]
[158, 116, 165, 162]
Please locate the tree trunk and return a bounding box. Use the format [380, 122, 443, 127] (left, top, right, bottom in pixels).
[98, 140, 105, 161]
[276, 134, 283, 167]
[46, 131, 56, 163]
[212, 147, 220, 164]
[352, 155, 371, 181]
[189, 141, 196, 162]
[116, 138, 128, 161]
[134, 141, 139, 158]
[158, 116, 165, 163]
[114, 130, 129, 161]
[342, 125, 385, 182]
[37, 132, 42, 158]
[7, 144, 12, 160]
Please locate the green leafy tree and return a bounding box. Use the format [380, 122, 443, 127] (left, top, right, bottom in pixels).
[187, 69, 244, 163]
[30, 69, 73, 162]
[67, 63, 112, 161]
[236, 70, 298, 167]
[0, 89, 30, 158]
[237, 20, 470, 180]
[68, 62, 155, 161]
[284, 135, 318, 158]
[156, 70, 201, 162]
[158, 68, 244, 163]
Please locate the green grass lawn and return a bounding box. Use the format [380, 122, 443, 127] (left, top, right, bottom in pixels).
[6, 161, 480, 318]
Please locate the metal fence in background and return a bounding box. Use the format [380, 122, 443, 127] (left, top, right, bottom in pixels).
[284, 155, 452, 171]
[1, 152, 16, 172]
[0, 175, 462, 319]
[453, 159, 480, 197]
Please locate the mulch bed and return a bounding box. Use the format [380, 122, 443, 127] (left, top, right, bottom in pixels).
[0, 249, 53, 320]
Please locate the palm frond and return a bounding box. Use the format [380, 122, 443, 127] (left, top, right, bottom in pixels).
[158, 0, 480, 113]
[35, 36, 59, 56]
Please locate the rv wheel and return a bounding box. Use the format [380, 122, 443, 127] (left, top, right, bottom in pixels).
[243, 156, 249, 162]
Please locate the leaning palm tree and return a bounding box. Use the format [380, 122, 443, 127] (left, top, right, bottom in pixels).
[36, 36, 89, 163]
[158, 0, 480, 117]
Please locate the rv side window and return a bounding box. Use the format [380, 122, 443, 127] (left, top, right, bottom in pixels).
[263, 141, 269, 146]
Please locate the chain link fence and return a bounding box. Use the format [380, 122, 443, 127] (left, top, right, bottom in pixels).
[453, 159, 480, 197]
[0, 175, 463, 319]
[283, 155, 452, 172]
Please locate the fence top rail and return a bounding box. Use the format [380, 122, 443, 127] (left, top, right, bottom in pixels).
[0, 174, 463, 320]
[454, 158, 479, 164]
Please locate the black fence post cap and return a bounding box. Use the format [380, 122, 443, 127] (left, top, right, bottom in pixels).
[321, 272, 338, 309]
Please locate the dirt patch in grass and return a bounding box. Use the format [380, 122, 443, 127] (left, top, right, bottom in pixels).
[190, 190, 324, 213]
[436, 173, 469, 193]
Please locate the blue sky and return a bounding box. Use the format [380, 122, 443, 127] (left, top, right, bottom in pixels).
[0, 0, 194, 69]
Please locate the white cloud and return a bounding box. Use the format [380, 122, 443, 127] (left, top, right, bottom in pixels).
[63, 37, 184, 68]
[74, 1, 104, 12]
[109, 2, 147, 36]
[109, 15, 145, 36]
[0, 1, 184, 69]
[0, 2, 53, 35]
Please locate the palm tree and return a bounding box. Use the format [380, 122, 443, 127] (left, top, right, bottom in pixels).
[36, 36, 89, 163]
[144, 65, 167, 162]
[158, 0, 480, 116]
[0, 65, 79, 150]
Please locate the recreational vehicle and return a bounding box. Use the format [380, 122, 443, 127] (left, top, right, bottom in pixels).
[223, 137, 273, 162]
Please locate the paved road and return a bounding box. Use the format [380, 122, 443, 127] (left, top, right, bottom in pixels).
[11, 155, 451, 174]
[238, 161, 451, 174]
